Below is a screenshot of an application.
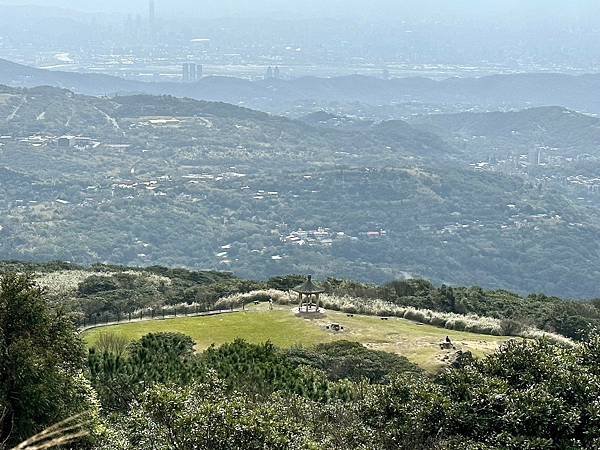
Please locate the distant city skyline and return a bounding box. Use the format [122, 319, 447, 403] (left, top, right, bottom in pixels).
[148, 0, 155, 24]
[0, 0, 599, 20]
[1, 0, 600, 82]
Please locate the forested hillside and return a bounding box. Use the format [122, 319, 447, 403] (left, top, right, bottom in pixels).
[3, 86, 600, 296]
[410, 106, 600, 159]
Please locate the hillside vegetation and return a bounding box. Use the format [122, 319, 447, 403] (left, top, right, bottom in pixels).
[2, 270, 600, 449]
[410, 106, 600, 159]
[3, 88, 600, 296]
[4, 261, 597, 342]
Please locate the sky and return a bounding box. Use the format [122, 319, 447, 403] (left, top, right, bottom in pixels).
[0, 0, 599, 20]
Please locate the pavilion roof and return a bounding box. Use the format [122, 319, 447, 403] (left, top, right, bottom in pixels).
[293, 275, 325, 294]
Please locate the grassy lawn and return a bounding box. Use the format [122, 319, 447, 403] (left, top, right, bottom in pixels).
[83, 304, 512, 371]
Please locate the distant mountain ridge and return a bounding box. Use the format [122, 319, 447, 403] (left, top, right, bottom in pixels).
[410, 106, 600, 139]
[3, 58, 600, 113]
[408, 106, 600, 159]
[0, 83, 453, 161]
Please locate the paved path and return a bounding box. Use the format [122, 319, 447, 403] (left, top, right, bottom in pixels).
[79, 308, 241, 332]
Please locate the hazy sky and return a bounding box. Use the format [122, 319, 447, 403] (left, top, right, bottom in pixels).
[0, 0, 599, 20]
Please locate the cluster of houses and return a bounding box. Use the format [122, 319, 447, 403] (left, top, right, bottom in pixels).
[3, 133, 103, 149]
[281, 227, 387, 247]
[282, 228, 345, 247]
[434, 211, 565, 236]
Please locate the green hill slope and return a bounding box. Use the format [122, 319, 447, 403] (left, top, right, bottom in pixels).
[410, 106, 600, 159]
[3, 87, 600, 296]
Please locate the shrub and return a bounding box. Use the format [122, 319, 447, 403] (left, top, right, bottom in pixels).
[340, 303, 358, 314]
[94, 332, 129, 356]
[501, 319, 525, 336]
[521, 329, 574, 346]
[446, 318, 467, 332]
[215, 289, 291, 309]
[404, 309, 429, 323]
[430, 316, 447, 327]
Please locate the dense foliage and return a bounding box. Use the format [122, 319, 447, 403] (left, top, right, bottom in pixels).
[88, 334, 415, 409]
[286, 340, 421, 383]
[0, 274, 97, 447]
[3, 261, 597, 341]
[3, 86, 600, 297]
[3, 271, 600, 449]
[89, 333, 600, 449]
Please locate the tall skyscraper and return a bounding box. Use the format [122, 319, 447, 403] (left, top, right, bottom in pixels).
[182, 63, 202, 82]
[528, 148, 541, 166]
[149, 0, 155, 28]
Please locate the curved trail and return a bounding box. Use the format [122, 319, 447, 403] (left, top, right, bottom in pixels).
[6, 96, 27, 121]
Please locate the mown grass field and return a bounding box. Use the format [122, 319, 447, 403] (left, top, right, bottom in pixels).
[83, 304, 512, 371]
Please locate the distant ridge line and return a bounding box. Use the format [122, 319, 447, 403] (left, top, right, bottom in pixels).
[2, 58, 600, 113]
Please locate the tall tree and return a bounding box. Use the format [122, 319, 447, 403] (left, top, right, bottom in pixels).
[0, 274, 97, 446]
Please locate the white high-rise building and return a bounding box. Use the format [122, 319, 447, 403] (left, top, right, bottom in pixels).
[182, 63, 202, 82]
[528, 148, 541, 166]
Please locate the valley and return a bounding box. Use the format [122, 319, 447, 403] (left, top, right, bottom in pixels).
[2, 86, 600, 296]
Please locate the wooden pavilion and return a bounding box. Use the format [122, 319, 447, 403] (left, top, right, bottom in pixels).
[293, 275, 325, 312]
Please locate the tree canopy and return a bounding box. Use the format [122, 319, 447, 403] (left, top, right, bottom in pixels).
[0, 274, 97, 446]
